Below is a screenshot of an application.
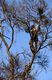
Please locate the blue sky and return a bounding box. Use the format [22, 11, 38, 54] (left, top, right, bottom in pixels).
[46, 0, 52, 8]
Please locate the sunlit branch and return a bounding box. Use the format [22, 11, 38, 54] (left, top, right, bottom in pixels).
[9, 55, 15, 80]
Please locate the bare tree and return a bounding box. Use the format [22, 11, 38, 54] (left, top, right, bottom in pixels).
[0, 0, 52, 80]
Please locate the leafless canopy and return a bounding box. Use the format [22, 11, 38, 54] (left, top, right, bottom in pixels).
[0, 0, 52, 80]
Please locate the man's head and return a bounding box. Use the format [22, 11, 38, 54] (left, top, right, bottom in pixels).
[31, 25, 38, 32]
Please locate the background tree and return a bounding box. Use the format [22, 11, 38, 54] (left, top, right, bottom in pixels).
[0, 0, 52, 80]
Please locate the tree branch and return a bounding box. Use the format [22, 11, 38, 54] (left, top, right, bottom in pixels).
[41, 43, 52, 49]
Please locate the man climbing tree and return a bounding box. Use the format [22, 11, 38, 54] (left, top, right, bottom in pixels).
[29, 24, 40, 53]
